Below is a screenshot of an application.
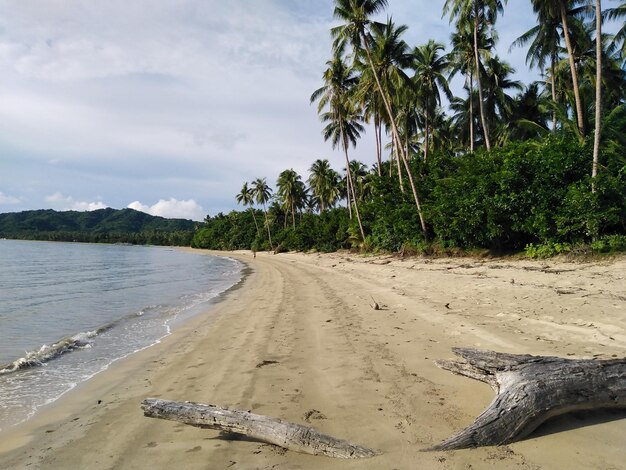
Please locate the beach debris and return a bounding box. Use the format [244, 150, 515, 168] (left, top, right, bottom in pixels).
[303, 409, 327, 422]
[255, 360, 279, 368]
[141, 399, 381, 459]
[370, 296, 381, 310]
[426, 348, 626, 450]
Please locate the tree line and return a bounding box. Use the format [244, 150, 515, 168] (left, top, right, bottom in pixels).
[0, 208, 197, 246]
[192, 0, 625, 257]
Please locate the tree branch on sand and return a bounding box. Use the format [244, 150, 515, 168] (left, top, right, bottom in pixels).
[141, 399, 381, 459]
[427, 348, 626, 451]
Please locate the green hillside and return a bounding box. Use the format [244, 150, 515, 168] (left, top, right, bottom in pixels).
[0, 208, 199, 246]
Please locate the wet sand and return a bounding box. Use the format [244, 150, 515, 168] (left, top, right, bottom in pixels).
[1, 250, 625, 469]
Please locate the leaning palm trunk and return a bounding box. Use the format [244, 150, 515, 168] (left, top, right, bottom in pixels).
[340, 127, 366, 242]
[560, 3, 585, 136]
[249, 208, 260, 234]
[592, 0, 602, 191]
[473, 13, 491, 150]
[360, 33, 428, 237]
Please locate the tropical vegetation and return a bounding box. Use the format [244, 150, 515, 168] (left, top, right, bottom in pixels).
[193, 0, 626, 258]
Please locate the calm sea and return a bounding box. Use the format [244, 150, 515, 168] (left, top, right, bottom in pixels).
[0, 239, 243, 432]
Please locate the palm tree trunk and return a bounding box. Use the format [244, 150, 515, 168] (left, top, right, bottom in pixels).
[374, 112, 382, 176]
[468, 72, 475, 152]
[424, 106, 430, 163]
[262, 205, 273, 250]
[249, 208, 260, 234]
[394, 138, 404, 192]
[342, 134, 365, 242]
[291, 202, 296, 228]
[560, 3, 585, 136]
[592, 0, 602, 192]
[551, 56, 557, 131]
[473, 12, 491, 150]
[360, 32, 427, 237]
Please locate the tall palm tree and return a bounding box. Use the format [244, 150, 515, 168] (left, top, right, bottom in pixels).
[332, 1, 428, 237]
[511, 7, 562, 130]
[483, 56, 523, 143]
[251, 178, 273, 249]
[411, 40, 453, 162]
[444, 0, 507, 151]
[529, 0, 587, 135]
[449, 23, 479, 151]
[235, 182, 259, 235]
[311, 51, 366, 242]
[592, 0, 601, 188]
[276, 169, 306, 228]
[308, 159, 341, 212]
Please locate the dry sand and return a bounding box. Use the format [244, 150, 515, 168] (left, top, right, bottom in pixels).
[1, 250, 625, 469]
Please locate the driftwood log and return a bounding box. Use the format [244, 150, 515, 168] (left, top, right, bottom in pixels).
[141, 398, 380, 458]
[429, 348, 626, 451]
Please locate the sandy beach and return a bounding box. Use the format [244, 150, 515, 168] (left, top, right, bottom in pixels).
[1, 249, 625, 469]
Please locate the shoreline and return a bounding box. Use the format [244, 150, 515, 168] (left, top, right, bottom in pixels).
[0, 248, 250, 453]
[1, 250, 625, 468]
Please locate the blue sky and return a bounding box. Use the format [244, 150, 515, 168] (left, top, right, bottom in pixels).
[0, 1, 552, 220]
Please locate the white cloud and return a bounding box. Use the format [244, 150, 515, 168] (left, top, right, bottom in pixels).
[128, 198, 204, 221]
[44, 191, 107, 211]
[0, 191, 21, 205]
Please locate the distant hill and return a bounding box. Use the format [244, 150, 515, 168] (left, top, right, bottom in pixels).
[0, 208, 199, 245]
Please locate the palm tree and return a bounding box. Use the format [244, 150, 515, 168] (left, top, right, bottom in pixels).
[591, 0, 602, 189]
[251, 177, 273, 249]
[276, 169, 306, 228]
[235, 182, 259, 235]
[528, 0, 587, 135]
[308, 159, 341, 212]
[411, 40, 453, 162]
[311, 51, 366, 242]
[483, 56, 523, 143]
[511, 6, 562, 130]
[444, 0, 507, 151]
[332, 1, 428, 237]
[449, 23, 479, 151]
[606, 2, 625, 63]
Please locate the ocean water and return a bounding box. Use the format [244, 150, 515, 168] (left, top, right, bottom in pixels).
[0, 240, 243, 432]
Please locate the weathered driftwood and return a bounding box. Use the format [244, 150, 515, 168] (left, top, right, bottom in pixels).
[141, 398, 380, 458]
[428, 348, 626, 451]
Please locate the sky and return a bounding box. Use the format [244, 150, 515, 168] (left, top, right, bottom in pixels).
[0, 0, 543, 221]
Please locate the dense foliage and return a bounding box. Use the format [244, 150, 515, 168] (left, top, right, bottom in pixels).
[0, 208, 196, 246]
[192, 135, 625, 255]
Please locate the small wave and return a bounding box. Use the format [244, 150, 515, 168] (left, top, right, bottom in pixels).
[0, 329, 101, 375]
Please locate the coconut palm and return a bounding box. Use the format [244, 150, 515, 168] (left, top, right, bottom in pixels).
[483, 56, 523, 143]
[276, 169, 307, 228]
[411, 40, 453, 162]
[592, 0, 602, 187]
[332, 1, 428, 237]
[448, 14, 495, 151]
[308, 159, 341, 212]
[444, 0, 507, 150]
[527, 0, 587, 135]
[235, 182, 259, 235]
[251, 177, 273, 249]
[606, 2, 625, 63]
[311, 50, 366, 242]
[511, 7, 562, 130]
